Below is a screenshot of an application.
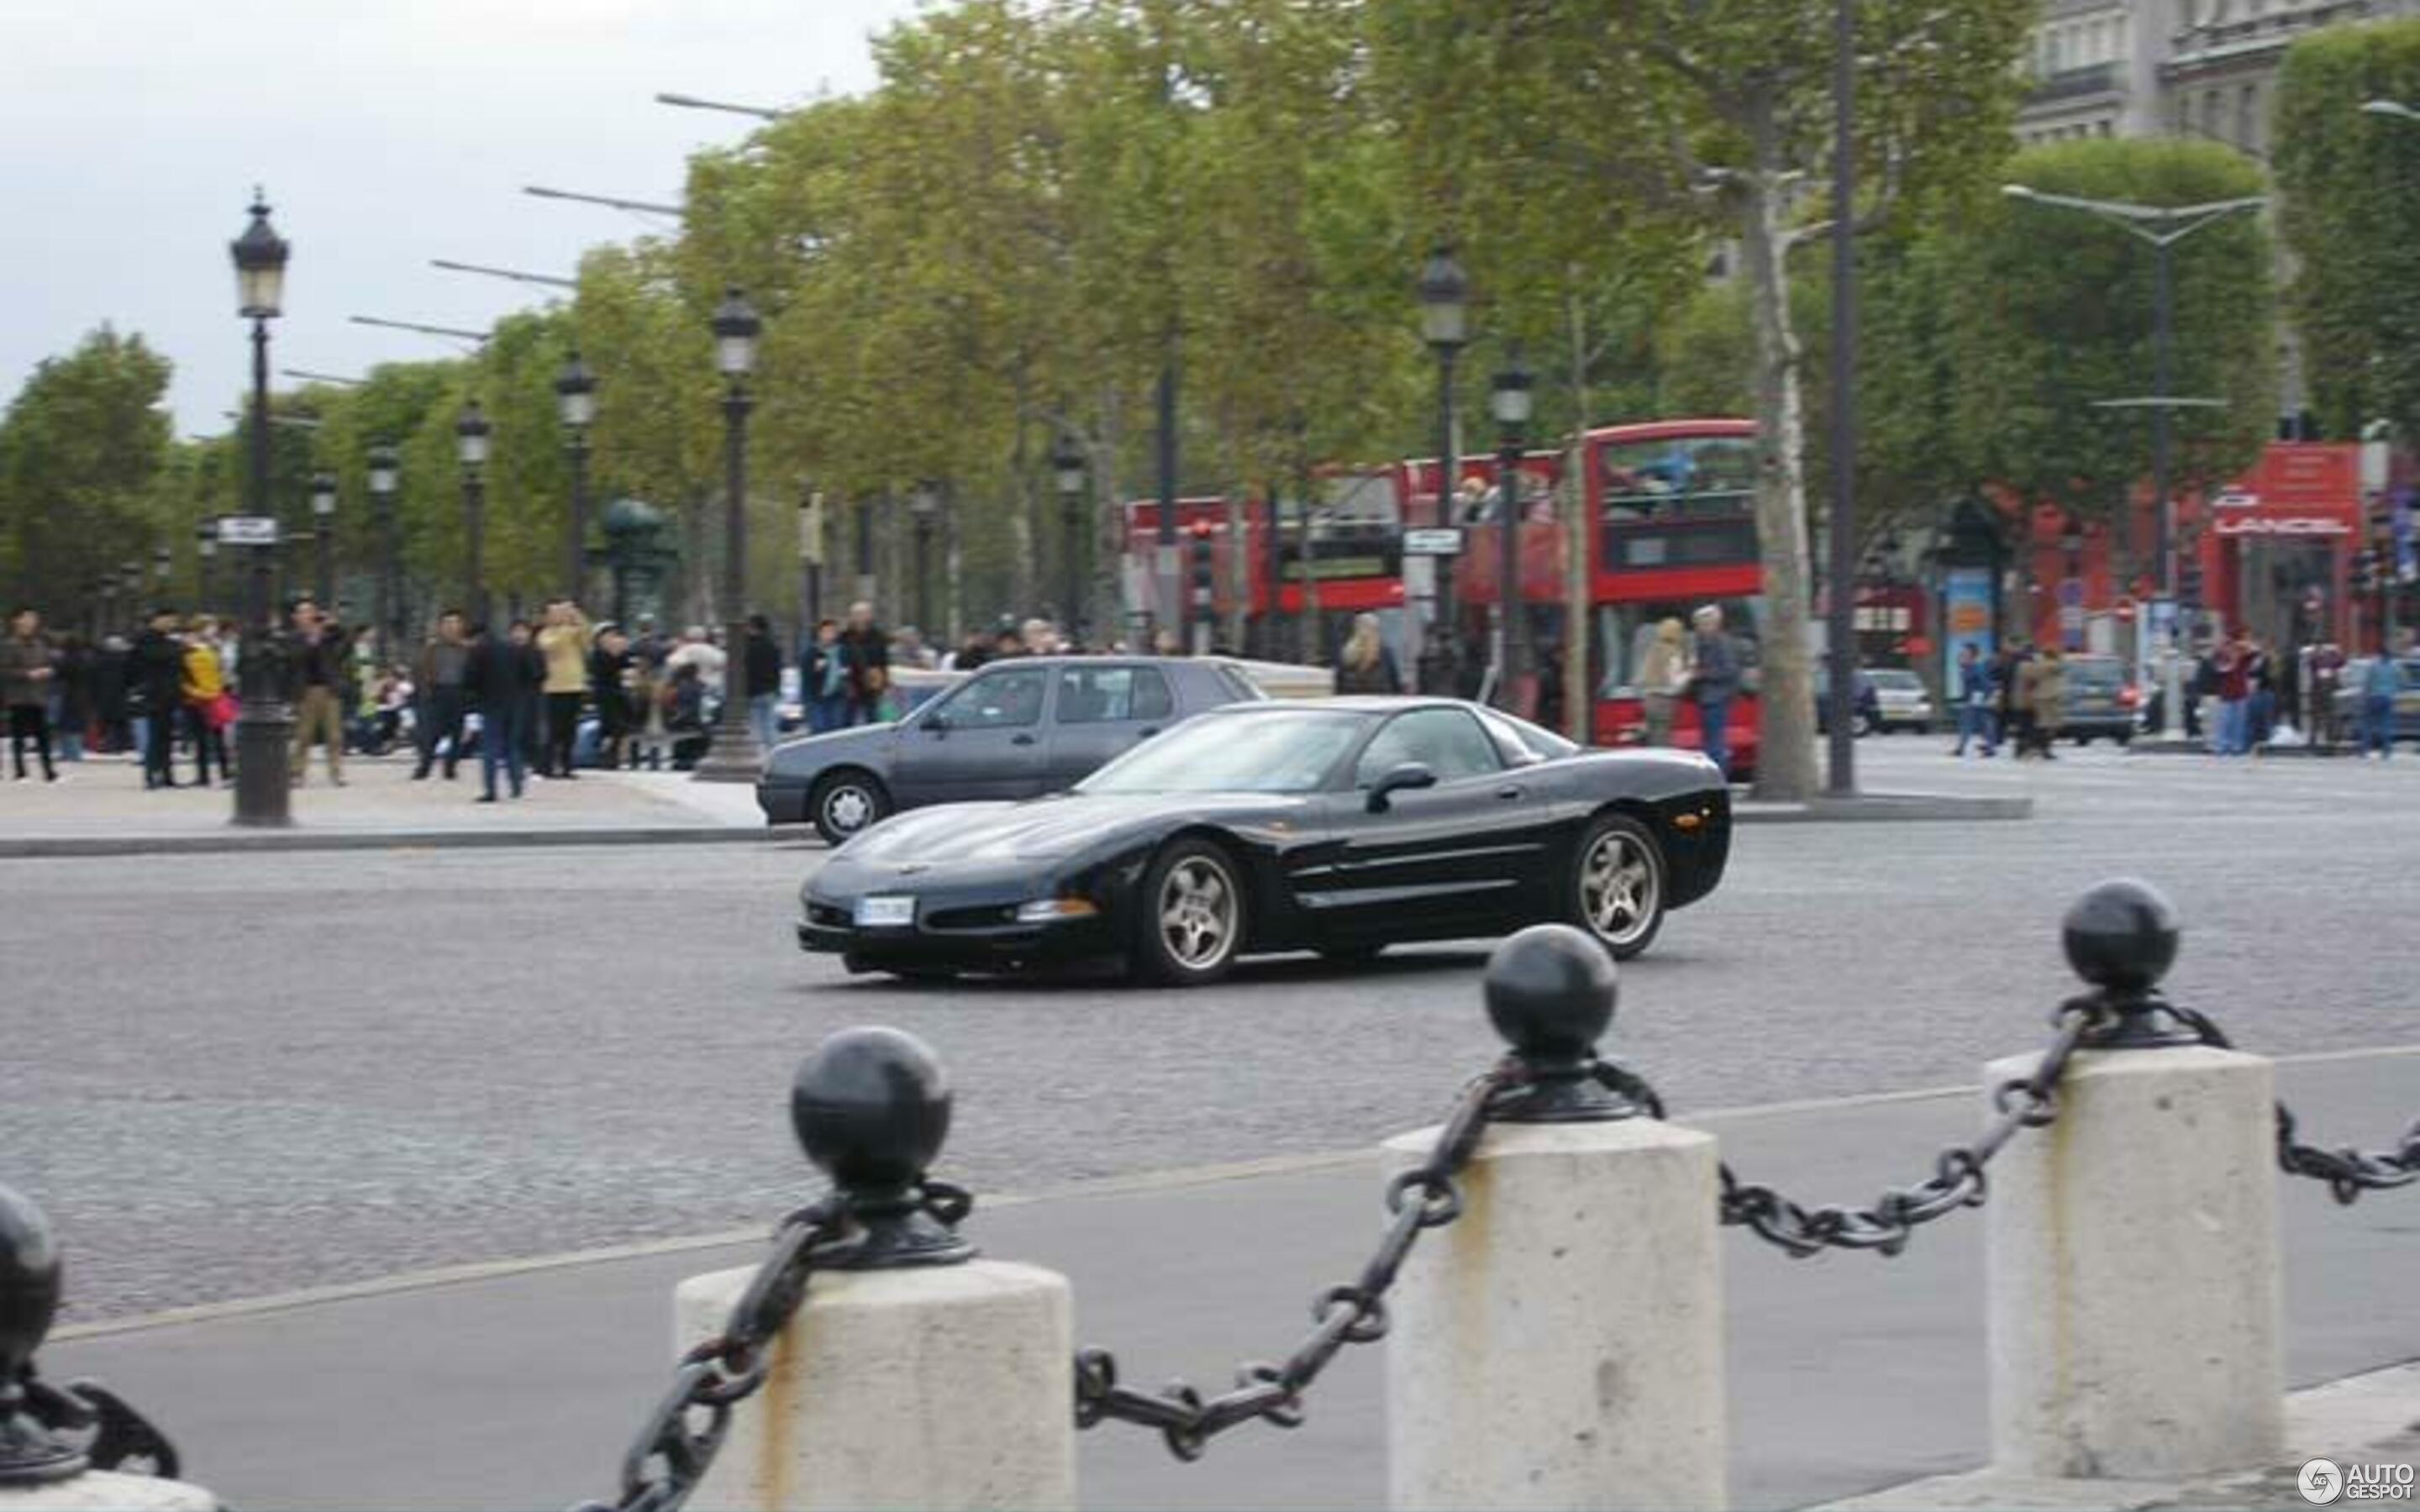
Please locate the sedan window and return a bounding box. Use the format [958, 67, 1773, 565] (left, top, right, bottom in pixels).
[1058, 665, 1174, 724]
[927, 666, 1049, 729]
[1355, 708, 1502, 787]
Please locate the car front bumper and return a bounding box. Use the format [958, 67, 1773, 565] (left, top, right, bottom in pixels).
[798, 861, 1123, 968]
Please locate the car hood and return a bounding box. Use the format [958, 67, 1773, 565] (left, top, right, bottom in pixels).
[839, 791, 1311, 864]
[765, 722, 895, 776]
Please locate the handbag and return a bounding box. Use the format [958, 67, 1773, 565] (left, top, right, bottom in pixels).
[207, 691, 238, 730]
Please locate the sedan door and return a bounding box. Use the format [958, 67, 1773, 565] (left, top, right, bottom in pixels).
[1309, 707, 1539, 937]
[888, 663, 1055, 804]
[1043, 664, 1178, 790]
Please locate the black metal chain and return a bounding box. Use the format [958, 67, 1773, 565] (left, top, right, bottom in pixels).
[569, 1184, 951, 1512]
[17, 1368, 180, 1478]
[1717, 1000, 2096, 1258]
[2168, 1007, 2420, 1206]
[1073, 1063, 1518, 1461]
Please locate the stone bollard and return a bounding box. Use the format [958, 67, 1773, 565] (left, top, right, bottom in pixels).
[1988, 879, 2283, 1481]
[1387, 926, 1725, 1512]
[0, 1186, 218, 1512]
[676, 1026, 1075, 1512]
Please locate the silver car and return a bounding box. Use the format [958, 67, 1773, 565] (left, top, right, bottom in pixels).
[756, 655, 1265, 843]
[1865, 668, 1936, 734]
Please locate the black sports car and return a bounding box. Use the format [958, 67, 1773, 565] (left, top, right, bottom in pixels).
[797, 697, 1731, 985]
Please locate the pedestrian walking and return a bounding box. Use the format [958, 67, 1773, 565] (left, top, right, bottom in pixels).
[1949, 643, 1997, 757]
[662, 659, 711, 769]
[802, 618, 850, 733]
[2360, 649, 2400, 761]
[465, 620, 542, 801]
[129, 606, 187, 790]
[2212, 636, 2250, 757]
[2310, 643, 2345, 748]
[286, 600, 348, 785]
[536, 600, 593, 779]
[92, 635, 130, 754]
[1638, 617, 1691, 748]
[180, 619, 231, 787]
[1687, 603, 1741, 778]
[2025, 647, 2065, 758]
[839, 602, 889, 726]
[589, 623, 634, 771]
[412, 611, 472, 780]
[52, 633, 91, 763]
[2, 608, 60, 782]
[744, 614, 783, 753]
[1334, 612, 1402, 694]
[2246, 637, 2276, 748]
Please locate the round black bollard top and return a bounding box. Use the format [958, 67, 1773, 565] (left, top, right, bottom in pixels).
[792, 1026, 952, 1194]
[790, 1026, 975, 1268]
[2062, 878, 2181, 995]
[1486, 923, 1618, 1063]
[0, 1181, 85, 1486]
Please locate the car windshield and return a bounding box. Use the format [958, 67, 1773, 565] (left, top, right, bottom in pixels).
[1077, 709, 1365, 795]
[1870, 670, 1922, 690]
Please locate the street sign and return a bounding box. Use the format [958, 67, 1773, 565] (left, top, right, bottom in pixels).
[217, 516, 279, 546]
[1403, 528, 1464, 557]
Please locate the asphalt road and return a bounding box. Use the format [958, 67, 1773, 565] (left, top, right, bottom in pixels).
[9, 739, 2417, 1320]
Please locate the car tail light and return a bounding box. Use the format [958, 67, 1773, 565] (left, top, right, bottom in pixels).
[2119, 686, 2139, 708]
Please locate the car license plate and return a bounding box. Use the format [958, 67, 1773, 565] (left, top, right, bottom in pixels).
[855, 895, 916, 928]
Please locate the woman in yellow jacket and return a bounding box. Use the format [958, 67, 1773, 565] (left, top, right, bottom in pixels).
[180, 617, 231, 787]
[535, 601, 593, 779]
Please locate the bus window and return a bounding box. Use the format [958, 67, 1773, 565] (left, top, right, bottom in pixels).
[1597, 436, 1758, 518]
[1596, 597, 1765, 696]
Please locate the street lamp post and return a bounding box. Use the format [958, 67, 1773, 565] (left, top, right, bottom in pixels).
[1419, 246, 1470, 689]
[309, 470, 337, 607]
[1490, 353, 1534, 712]
[1053, 434, 1087, 646]
[195, 519, 218, 613]
[555, 351, 597, 602]
[229, 191, 294, 827]
[910, 482, 940, 636]
[695, 287, 764, 784]
[2002, 184, 2265, 743]
[366, 444, 398, 652]
[455, 402, 491, 627]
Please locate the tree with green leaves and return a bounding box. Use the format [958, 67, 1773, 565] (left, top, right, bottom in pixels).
[0, 327, 175, 617]
[1944, 139, 2275, 596]
[2274, 18, 2420, 442]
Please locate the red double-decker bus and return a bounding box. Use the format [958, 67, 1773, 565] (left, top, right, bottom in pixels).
[1123, 470, 1409, 656]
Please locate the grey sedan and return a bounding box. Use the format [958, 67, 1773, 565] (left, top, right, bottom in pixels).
[757, 655, 1265, 843]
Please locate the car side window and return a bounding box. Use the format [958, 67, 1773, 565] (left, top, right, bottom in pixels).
[1056, 666, 1175, 724]
[1355, 708, 1503, 787]
[929, 666, 1048, 730]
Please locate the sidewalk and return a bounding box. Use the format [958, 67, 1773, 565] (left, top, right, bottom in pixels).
[0, 756, 767, 855]
[48, 1049, 2419, 1511]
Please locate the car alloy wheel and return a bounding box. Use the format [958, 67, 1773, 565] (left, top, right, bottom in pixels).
[812, 770, 889, 846]
[1136, 841, 1244, 985]
[1573, 816, 1665, 959]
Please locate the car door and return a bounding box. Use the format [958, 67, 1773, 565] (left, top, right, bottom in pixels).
[888, 663, 1055, 804]
[1044, 664, 1176, 790]
[1314, 707, 1533, 937]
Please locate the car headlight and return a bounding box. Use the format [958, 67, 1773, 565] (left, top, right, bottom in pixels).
[1014, 897, 1100, 923]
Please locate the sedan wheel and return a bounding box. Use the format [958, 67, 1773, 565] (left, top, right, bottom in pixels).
[812, 770, 891, 847]
[1134, 841, 1244, 985]
[1569, 815, 1666, 960]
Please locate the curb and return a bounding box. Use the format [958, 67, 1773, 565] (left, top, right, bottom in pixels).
[1735, 792, 2033, 824]
[0, 825, 777, 858]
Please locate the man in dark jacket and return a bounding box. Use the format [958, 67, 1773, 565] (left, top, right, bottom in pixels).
[743, 614, 783, 753]
[129, 606, 188, 790]
[463, 620, 543, 801]
[412, 610, 472, 780]
[839, 601, 889, 727]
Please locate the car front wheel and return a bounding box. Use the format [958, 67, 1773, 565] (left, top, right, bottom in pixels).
[1566, 814, 1666, 960]
[1133, 840, 1244, 986]
[811, 769, 891, 847]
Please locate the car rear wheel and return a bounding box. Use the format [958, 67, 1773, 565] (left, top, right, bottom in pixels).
[1133, 840, 1244, 986]
[1566, 813, 1666, 961]
[811, 769, 891, 846]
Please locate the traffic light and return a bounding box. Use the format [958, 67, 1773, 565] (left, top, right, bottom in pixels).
[2352, 549, 2376, 596]
[1188, 519, 1216, 631]
[2180, 561, 2204, 606]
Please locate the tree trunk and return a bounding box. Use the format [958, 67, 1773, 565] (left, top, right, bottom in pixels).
[1739, 133, 1819, 802]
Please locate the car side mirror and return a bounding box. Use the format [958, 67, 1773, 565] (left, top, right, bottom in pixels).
[923, 710, 950, 734]
[1366, 760, 1438, 813]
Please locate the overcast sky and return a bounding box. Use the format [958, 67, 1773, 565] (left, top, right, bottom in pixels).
[3, 0, 923, 434]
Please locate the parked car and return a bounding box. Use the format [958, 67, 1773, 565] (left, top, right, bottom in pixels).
[797, 698, 1732, 984]
[2331, 657, 2420, 748]
[1864, 669, 1936, 733]
[757, 656, 1265, 844]
[1812, 668, 1881, 737]
[2061, 654, 2139, 746]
